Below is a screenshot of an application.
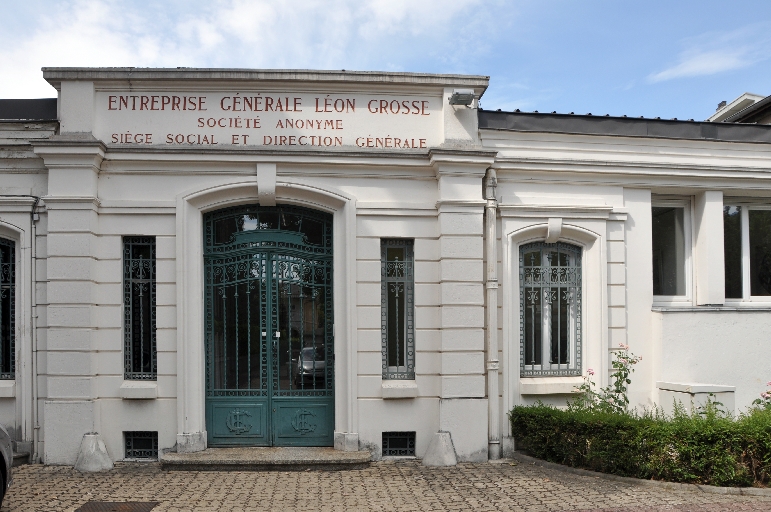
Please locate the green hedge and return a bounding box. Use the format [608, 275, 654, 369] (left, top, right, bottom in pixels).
[510, 404, 771, 487]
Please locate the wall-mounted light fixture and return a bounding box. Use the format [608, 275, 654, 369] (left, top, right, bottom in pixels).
[448, 89, 475, 107]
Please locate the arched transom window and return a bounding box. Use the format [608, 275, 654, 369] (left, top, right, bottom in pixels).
[520, 242, 582, 377]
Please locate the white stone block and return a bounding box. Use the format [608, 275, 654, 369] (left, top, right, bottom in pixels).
[156, 283, 177, 306]
[439, 398, 488, 462]
[357, 261, 381, 282]
[608, 284, 625, 306]
[47, 210, 97, 233]
[414, 261, 440, 283]
[441, 375, 485, 398]
[98, 214, 175, 236]
[47, 233, 92, 257]
[47, 257, 92, 280]
[607, 240, 625, 263]
[356, 329, 380, 352]
[413, 238, 439, 261]
[440, 282, 483, 305]
[356, 217, 437, 238]
[442, 352, 484, 375]
[440, 259, 482, 282]
[156, 328, 176, 352]
[441, 329, 484, 351]
[356, 306, 380, 330]
[156, 235, 177, 259]
[414, 283, 440, 306]
[415, 351, 441, 375]
[47, 329, 95, 351]
[94, 259, 122, 284]
[357, 351, 382, 376]
[439, 213, 483, 235]
[94, 283, 121, 306]
[46, 376, 96, 400]
[607, 221, 624, 241]
[43, 400, 95, 465]
[608, 263, 625, 285]
[415, 306, 440, 329]
[440, 306, 483, 329]
[46, 352, 94, 376]
[157, 351, 177, 375]
[48, 306, 91, 328]
[0, 381, 15, 398]
[356, 283, 380, 306]
[155, 305, 177, 329]
[356, 237, 380, 260]
[95, 235, 122, 259]
[334, 432, 360, 452]
[48, 281, 92, 304]
[440, 236, 483, 259]
[357, 376, 382, 398]
[155, 260, 176, 283]
[609, 307, 626, 328]
[415, 329, 441, 351]
[94, 305, 122, 329]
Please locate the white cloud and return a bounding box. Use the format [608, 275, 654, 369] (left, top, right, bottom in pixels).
[0, 0, 501, 98]
[648, 24, 771, 83]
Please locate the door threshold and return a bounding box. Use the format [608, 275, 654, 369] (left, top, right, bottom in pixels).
[160, 446, 371, 471]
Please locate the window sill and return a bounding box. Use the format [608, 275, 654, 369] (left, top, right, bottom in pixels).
[381, 380, 418, 399]
[120, 381, 158, 400]
[0, 380, 15, 398]
[520, 377, 583, 395]
[657, 381, 735, 393]
[652, 305, 771, 312]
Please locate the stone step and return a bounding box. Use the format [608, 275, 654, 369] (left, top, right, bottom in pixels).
[160, 447, 371, 471]
[12, 452, 30, 467]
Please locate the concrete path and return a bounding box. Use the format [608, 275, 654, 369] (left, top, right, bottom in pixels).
[3, 459, 770, 511]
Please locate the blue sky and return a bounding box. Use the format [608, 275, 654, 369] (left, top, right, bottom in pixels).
[2, 0, 771, 120]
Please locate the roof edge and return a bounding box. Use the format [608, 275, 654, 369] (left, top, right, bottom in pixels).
[42, 67, 490, 89]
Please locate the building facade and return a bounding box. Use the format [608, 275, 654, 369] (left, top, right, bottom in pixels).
[1, 68, 770, 465]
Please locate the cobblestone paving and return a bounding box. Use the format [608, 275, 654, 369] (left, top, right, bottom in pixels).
[2, 460, 770, 512]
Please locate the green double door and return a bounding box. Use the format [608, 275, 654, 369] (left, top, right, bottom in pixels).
[204, 205, 334, 447]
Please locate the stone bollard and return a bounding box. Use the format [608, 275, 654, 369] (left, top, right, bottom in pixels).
[74, 432, 113, 472]
[422, 431, 457, 467]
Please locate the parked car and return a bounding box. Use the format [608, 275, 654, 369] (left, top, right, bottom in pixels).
[291, 347, 326, 387]
[0, 423, 12, 506]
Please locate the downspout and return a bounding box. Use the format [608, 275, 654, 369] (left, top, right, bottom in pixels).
[30, 197, 40, 464]
[484, 168, 500, 460]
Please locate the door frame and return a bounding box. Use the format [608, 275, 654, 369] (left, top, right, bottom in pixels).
[174, 178, 357, 453]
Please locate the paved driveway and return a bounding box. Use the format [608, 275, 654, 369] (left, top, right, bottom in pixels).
[3, 460, 770, 511]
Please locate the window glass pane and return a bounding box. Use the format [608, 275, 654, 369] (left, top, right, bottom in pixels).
[749, 210, 771, 296]
[724, 206, 743, 299]
[652, 206, 686, 296]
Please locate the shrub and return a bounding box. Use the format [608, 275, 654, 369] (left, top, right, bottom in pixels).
[510, 403, 771, 487]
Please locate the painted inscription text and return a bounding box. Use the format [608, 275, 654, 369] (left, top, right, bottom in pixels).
[104, 92, 437, 149]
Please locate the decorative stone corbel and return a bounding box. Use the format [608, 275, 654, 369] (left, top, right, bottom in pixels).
[256, 163, 277, 206]
[545, 217, 563, 243]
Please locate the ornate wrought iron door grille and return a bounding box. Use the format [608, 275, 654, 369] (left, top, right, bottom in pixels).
[381, 239, 414, 380]
[124, 431, 158, 460]
[0, 238, 14, 380]
[520, 242, 582, 377]
[123, 237, 157, 380]
[204, 205, 334, 446]
[382, 431, 416, 456]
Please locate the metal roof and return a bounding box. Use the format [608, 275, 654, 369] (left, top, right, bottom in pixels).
[478, 109, 771, 144]
[0, 99, 57, 121]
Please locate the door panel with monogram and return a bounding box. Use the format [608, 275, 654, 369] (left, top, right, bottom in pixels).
[204, 205, 334, 446]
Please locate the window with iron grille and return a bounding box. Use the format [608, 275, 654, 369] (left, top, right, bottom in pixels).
[381, 239, 414, 380]
[382, 431, 415, 456]
[0, 238, 14, 380]
[520, 242, 582, 377]
[124, 431, 158, 460]
[124, 237, 157, 380]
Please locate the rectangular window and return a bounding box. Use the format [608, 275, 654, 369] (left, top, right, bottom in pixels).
[124, 237, 157, 380]
[652, 205, 687, 297]
[381, 239, 414, 380]
[124, 431, 158, 460]
[520, 242, 582, 377]
[723, 204, 771, 301]
[0, 238, 15, 380]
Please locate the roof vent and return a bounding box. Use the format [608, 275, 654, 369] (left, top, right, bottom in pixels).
[717, 100, 727, 111]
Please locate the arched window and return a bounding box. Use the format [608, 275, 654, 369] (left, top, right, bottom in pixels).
[0, 237, 15, 380]
[520, 242, 582, 377]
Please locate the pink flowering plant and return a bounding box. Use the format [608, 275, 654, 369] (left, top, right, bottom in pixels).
[569, 343, 642, 414]
[752, 381, 771, 411]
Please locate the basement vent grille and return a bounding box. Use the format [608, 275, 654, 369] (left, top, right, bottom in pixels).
[124, 431, 158, 460]
[382, 431, 416, 457]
